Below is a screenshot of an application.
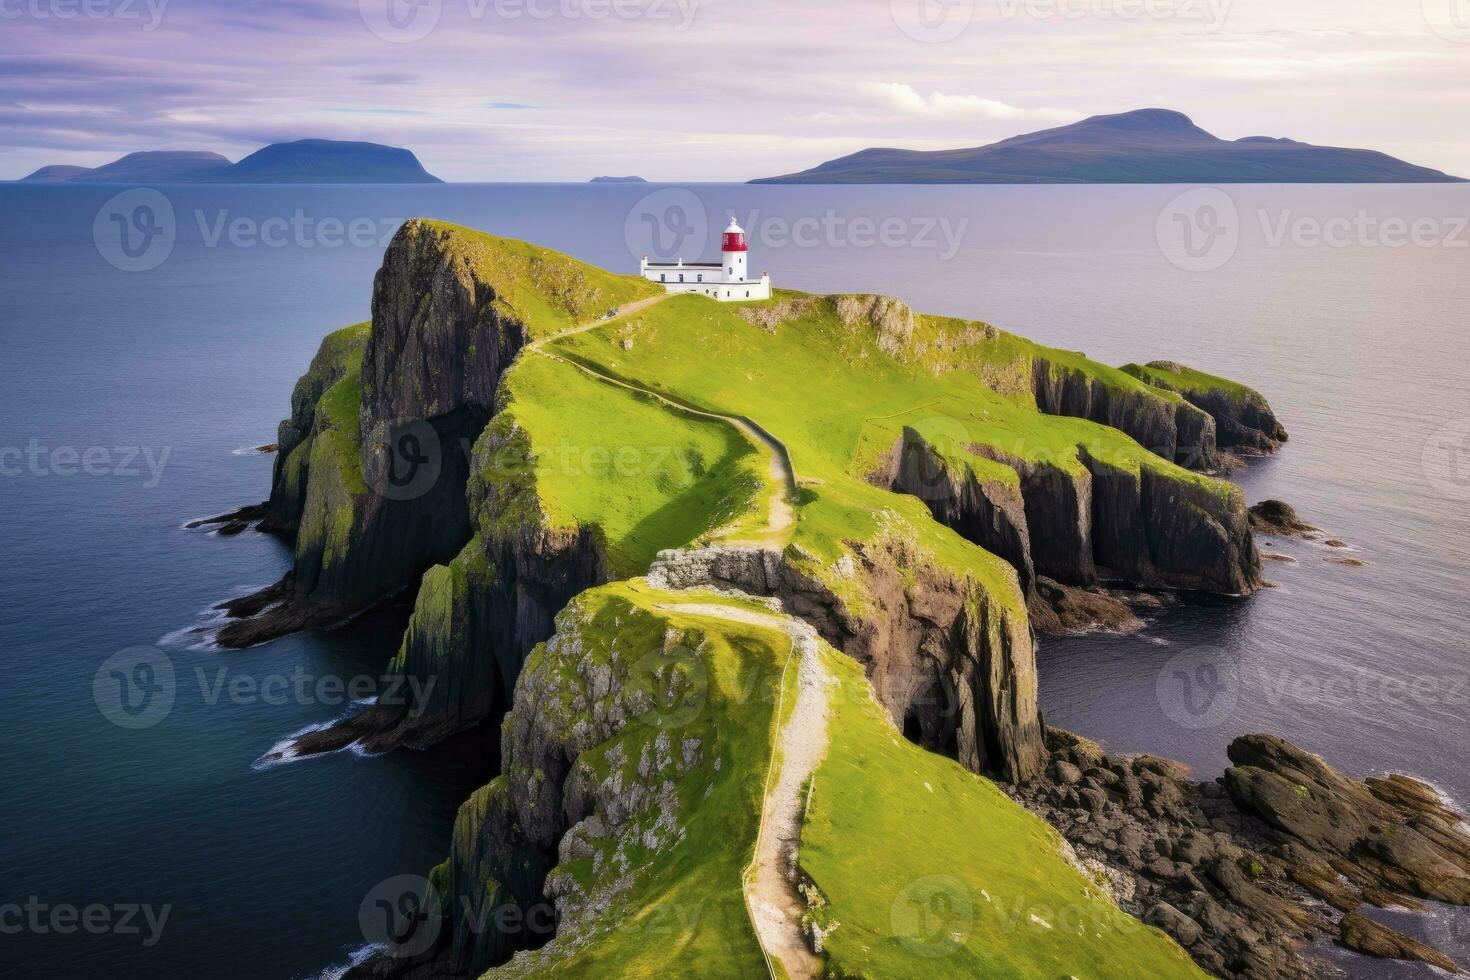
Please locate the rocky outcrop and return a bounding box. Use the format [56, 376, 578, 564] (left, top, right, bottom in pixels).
[1247, 499, 1319, 539]
[647, 540, 1046, 784]
[1012, 730, 1470, 979]
[884, 428, 1261, 605]
[1031, 356, 1223, 471]
[273, 414, 610, 757]
[1225, 734, 1470, 906]
[1123, 361, 1288, 457]
[218, 220, 532, 648]
[347, 589, 744, 978]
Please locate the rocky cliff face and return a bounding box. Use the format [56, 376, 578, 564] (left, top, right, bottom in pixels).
[884, 427, 1261, 607]
[1032, 356, 1223, 471]
[1122, 361, 1288, 457]
[647, 540, 1046, 785]
[219, 220, 531, 648]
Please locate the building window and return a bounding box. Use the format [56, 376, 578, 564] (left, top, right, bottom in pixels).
[728, 266, 734, 277]
[697, 274, 703, 282]
[679, 274, 684, 283]
[745, 290, 750, 297]
[660, 274, 665, 282]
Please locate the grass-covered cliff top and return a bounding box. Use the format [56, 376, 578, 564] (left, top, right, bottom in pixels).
[1121, 359, 1261, 404]
[538, 287, 1240, 605]
[412, 220, 661, 337]
[486, 581, 1203, 978]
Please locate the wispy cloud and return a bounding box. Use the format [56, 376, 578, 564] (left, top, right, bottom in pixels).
[0, 0, 1465, 180]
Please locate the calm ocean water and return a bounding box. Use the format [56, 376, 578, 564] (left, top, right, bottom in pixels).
[1, 182, 1466, 977]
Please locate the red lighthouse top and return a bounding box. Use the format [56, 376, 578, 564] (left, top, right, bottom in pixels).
[721, 217, 748, 252]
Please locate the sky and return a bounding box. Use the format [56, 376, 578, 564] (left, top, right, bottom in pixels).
[3, 0, 1469, 181]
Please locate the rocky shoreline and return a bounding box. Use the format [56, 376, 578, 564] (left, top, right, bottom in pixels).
[1010, 731, 1469, 977]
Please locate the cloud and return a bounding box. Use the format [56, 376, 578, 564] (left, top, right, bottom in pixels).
[861, 83, 1082, 123]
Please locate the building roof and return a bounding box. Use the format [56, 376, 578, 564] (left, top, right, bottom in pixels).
[645, 261, 722, 268]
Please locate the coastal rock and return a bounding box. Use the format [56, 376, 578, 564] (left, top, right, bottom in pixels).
[1337, 912, 1463, 974]
[1032, 355, 1223, 471]
[885, 426, 1261, 601]
[1011, 730, 1470, 978]
[1247, 499, 1319, 538]
[1122, 360, 1288, 457]
[1226, 734, 1470, 906]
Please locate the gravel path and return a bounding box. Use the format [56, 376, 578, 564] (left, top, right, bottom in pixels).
[659, 602, 829, 979]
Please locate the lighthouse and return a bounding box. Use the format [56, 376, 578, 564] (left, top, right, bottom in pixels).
[721, 217, 748, 282]
[639, 214, 771, 302]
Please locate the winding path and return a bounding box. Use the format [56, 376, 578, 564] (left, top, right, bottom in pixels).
[544, 296, 827, 976]
[530, 295, 797, 540]
[659, 602, 830, 980]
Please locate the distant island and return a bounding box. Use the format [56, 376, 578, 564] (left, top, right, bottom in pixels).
[589, 175, 647, 183]
[752, 108, 1465, 184]
[18, 139, 442, 184]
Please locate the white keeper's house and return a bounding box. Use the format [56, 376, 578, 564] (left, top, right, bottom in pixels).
[640, 217, 771, 301]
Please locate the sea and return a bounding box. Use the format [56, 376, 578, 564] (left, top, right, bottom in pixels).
[1, 181, 1466, 978]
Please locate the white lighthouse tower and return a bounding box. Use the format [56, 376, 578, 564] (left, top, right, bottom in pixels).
[721, 217, 748, 283]
[639, 213, 771, 302]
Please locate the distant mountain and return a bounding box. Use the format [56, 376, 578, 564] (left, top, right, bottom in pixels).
[16, 140, 441, 184]
[589, 175, 647, 183]
[20, 164, 98, 182]
[68, 151, 233, 183]
[752, 109, 1464, 184]
[223, 140, 441, 183]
